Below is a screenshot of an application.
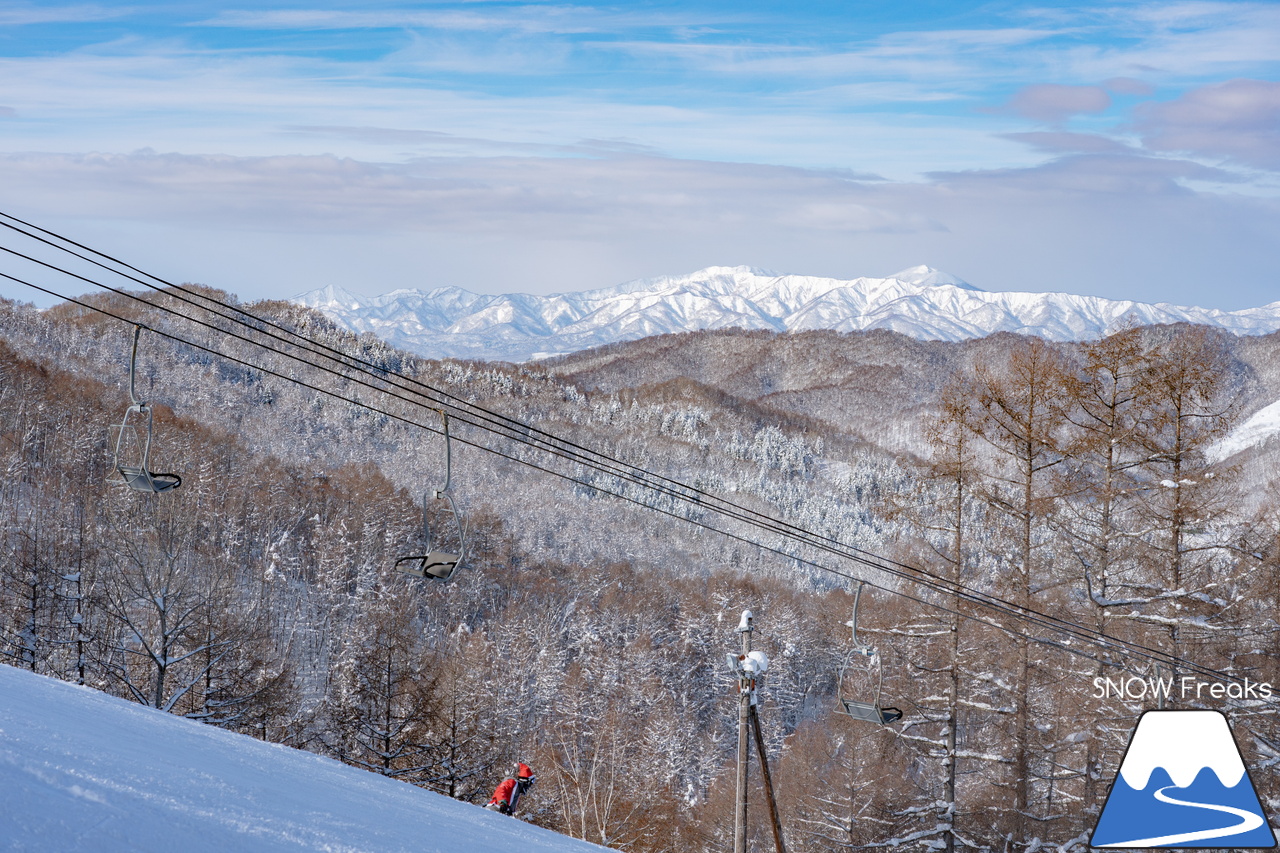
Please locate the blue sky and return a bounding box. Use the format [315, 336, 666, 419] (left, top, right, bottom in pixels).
[0, 1, 1277, 309]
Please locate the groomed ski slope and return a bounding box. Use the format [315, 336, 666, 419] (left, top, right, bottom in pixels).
[0, 665, 608, 853]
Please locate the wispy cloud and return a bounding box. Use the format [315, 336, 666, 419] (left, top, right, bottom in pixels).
[928, 150, 1242, 194]
[0, 150, 916, 236]
[1054, 2, 1280, 78]
[999, 131, 1135, 155]
[1122, 1, 1279, 31]
[0, 2, 131, 26]
[998, 84, 1113, 124]
[1104, 77, 1155, 96]
[195, 6, 736, 36]
[1134, 78, 1280, 170]
[197, 8, 590, 35]
[872, 25, 1068, 53]
[283, 125, 667, 158]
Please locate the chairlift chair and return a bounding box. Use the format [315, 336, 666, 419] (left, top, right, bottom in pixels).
[110, 325, 181, 494]
[836, 583, 902, 725]
[395, 411, 465, 581]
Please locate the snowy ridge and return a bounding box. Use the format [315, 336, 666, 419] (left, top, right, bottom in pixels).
[0, 664, 606, 853]
[293, 265, 1280, 363]
[1119, 711, 1246, 790]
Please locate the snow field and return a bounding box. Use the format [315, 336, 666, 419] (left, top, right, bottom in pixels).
[0, 665, 606, 853]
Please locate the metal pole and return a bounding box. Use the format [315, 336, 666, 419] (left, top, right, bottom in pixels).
[735, 610, 753, 853]
[750, 705, 787, 853]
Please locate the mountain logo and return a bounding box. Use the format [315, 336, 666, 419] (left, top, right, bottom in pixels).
[1091, 710, 1276, 848]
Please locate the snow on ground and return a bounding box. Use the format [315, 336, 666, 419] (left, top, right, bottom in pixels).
[0, 665, 606, 853]
[1210, 397, 1280, 461]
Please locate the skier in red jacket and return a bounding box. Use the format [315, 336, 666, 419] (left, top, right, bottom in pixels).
[486, 763, 536, 815]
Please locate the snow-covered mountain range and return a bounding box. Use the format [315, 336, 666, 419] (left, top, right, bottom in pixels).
[293, 265, 1280, 363]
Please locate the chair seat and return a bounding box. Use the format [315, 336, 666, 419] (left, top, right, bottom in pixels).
[395, 551, 460, 580]
[840, 699, 902, 725]
[118, 466, 182, 493]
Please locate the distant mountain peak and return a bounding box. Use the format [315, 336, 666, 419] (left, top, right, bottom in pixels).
[889, 266, 979, 290]
[292, 266, 1280, 363]
[691, 264, 781, 278]
[304, 283, 365, 311]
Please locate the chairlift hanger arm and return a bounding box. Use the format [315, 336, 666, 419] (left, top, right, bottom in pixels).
[127, 323, 145, 407]
[436, 409, 452, 496]
[395, 409, 464, 581]
[835, 585, 900, 726]
[846, 581, 874, 654]
[111, 323, 180, 493]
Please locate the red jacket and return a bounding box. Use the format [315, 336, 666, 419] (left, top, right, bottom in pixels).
[488, 778, 517, 808]
[488, 765, 535, 813]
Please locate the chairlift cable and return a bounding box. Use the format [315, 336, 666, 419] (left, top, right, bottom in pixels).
[0, 239, 1197, 677]
[0, 262, 1226, 681]
[0, 260, 1229, 681]
[4, 271, 1224, 684]
[0, 214, 1196, 668]
[0, 210, 1019, 593]
[0, 254, 1235, 683]
[3, 268, 1231, 681]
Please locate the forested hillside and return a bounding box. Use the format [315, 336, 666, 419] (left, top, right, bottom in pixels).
[546, 325, 1280, 460]
[3, 289, 1280, 852]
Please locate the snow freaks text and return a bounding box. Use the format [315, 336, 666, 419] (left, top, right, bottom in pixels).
[1093, 676, 1273, 702]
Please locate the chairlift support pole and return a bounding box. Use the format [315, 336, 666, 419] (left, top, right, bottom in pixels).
[728, 609, 787, 853]
[750, 705, 787, 853]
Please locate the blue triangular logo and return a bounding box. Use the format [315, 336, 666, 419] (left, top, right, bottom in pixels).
[1092, 710, 1276, 848]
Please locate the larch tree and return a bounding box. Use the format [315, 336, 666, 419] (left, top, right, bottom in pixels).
[907, 373, 988, 853]
[1055, 325, 1155, 813]
[1134, 326, 1241, 669]
[420, 626, 504, 802]
[969, 336, 1074, 840]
